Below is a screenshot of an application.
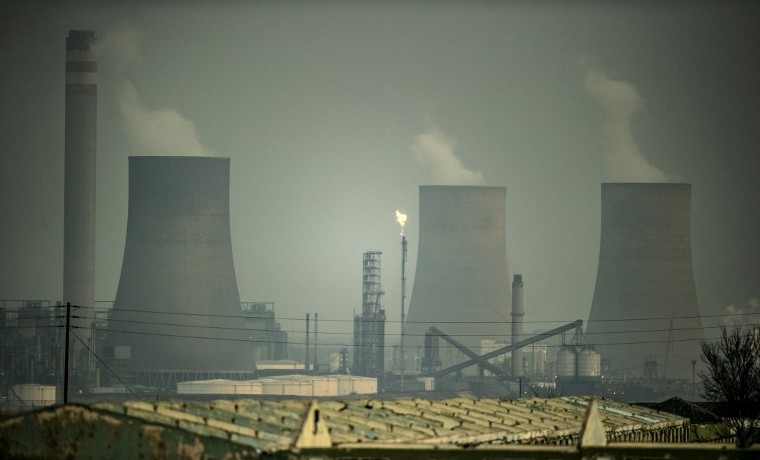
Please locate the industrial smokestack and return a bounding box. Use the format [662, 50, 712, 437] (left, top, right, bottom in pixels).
[511, 274, 524, 378]
[63, 30, 97, 378]
[405, 186, 510, 369]
[586, 183, 705, 379]
[107, 156, 249, 371]
[305, 313, 310, 374]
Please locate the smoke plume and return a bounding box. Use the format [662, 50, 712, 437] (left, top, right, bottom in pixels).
[99, 27, 213, 156]
[583, 63, 667, 182]
[411, 116, 483, 185]
[723, 298, 760, 327]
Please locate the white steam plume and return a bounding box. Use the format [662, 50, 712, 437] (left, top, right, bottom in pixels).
[411, 116, 483, 185]
[583, 63, 667, 182]
[395, 210, 407, 236]
[723, 298, 760, 327]
[99, 27, 213, 156]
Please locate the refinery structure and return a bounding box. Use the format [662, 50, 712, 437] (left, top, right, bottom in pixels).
[1, 29, 712, 409]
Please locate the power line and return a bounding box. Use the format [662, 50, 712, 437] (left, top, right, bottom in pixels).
[69, 329, 143, 400]
[72, 314, 755, 338]
[76, 304, 760, 324]
[94, 325, 737, 350]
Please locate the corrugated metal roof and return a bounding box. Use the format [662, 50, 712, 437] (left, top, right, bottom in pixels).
[0, 395, 688, 458]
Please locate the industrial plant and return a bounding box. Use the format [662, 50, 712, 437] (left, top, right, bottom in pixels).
[352, 251, 386, 377]
[1, 29, 711, 410]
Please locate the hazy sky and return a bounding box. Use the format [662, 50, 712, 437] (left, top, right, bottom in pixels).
[1, 1, 759, 345]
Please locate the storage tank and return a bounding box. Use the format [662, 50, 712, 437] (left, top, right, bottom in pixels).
[586, 183, 705, 379]
[577, 348, 601, 378]
[10, 384, 56, 411]
[405, 186, 510, 369]
[107, 157, 250, 372]
[556, 347, 577, 378]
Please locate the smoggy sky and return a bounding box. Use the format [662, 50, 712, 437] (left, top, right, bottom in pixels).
[1, 1, 759, 345]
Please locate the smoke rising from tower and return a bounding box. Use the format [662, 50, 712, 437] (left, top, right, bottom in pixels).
[583, 63, 668, 182]
[411, 116, 483, 185]
[99, 27, 212, 156]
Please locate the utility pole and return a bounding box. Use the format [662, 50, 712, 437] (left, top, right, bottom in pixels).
[63, 302, 71, 404]
[305, 313, 310, 374]
[314, 313, 319, 374]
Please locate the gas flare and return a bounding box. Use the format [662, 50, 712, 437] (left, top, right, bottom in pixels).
[395, 210, 407, 235]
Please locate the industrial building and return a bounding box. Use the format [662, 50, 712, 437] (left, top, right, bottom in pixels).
[0, 300, 64, 409]
[585, 183, 705, 381]
[353, 251, 386, 377]
[405, 186, 511, 372]
[176, 374, 377, 397]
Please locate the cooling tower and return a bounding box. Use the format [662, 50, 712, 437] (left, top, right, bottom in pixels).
[405, 186, 510, 370]
[585, 183, 704, 380]
[63, 30, 97, 351]
[107, 156, 250, 371]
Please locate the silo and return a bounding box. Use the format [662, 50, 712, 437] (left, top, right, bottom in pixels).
[556, 347, 577, 378]
[63, 30, 97, 365]
[405, 186, 510, 369]
[585, 183, 704, 380]
[107, 156, 250, 372]
[577, 348, 601, 378]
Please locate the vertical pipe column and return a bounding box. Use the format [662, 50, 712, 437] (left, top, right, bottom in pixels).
[305, 314, 310, 373]
[63, 30, 97, 381]
[400, 235, 407, 374]
[511, 274, 524, 378]
[314, 313, 318, 373]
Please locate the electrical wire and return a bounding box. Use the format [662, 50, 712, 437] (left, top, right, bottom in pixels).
[91, 325, 738, 350]
[66, 314, 755, 339]
[69, 329, 143, 400]
[80, 304, 760, 325]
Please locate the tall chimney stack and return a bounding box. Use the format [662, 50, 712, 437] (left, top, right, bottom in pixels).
[63, 30, 97, 373]
[511, 274, 524, 377]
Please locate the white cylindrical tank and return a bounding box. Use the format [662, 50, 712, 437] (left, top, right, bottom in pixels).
[577, 348, 602, 378]
[556, 347, 577, 378]
[11, 384, 56, 410]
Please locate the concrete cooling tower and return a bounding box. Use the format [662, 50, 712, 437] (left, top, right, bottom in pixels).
[585, 183, 705, 380]
[405, 186, 510, 370]
[107, 156, 250, 372]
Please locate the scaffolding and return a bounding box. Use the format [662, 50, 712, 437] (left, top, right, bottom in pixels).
[353, 251, 386, 377]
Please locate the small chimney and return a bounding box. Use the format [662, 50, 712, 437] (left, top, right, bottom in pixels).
[511, 274, 524, 377]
